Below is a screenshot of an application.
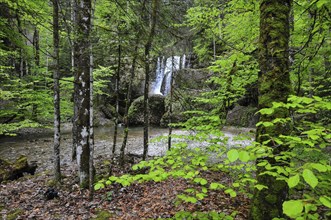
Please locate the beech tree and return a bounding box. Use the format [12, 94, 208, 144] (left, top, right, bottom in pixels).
[73, 0, 92, 188]
[250, 0, 292, 219]
[52, 0, 61, 184]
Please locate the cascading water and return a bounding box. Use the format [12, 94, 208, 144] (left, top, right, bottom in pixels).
[151, 55, 184, 96]
[151, 57, 165, 95]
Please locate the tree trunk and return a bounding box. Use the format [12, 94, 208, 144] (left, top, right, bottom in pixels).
[143, 0, 159, 160]
[33, 28, 40, 66]
[120, 40, 139, 166]
[71, 0, 77, 162]
[112, 43, 121, 157]
[168, 56, 174, 150]
[73, 0, 92, 189]
[250, 0, 292, 219]
[89, 0, 96, 201]
[52, 0, 61, 184]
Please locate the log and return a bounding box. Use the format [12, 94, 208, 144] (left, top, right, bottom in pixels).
[0, 155, 37, 183]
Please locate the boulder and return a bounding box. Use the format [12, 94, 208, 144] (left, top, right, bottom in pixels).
[226, 105, 259, 128]
[128, 94, 165, 126]
[0, 155, 37, 183]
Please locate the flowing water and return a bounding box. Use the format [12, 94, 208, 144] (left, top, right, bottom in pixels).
[0, 125, 254, 172]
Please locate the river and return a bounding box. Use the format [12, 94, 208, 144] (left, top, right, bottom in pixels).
[0, 125, 254, 172]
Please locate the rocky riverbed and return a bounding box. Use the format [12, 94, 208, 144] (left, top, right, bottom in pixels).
[0, 124, 254, 173]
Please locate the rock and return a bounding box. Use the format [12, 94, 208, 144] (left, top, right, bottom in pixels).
[128, 94, 165, 126]
[0, 155, 37, 183]
[226, 105, 259, 128]
[44, 188, 59, 200]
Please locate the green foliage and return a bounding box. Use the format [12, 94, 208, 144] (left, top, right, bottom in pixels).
[255, 95, 331, 219]
[164, 210, 237, 220]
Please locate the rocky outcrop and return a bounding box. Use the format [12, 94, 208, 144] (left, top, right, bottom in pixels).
[128, 94, 165, 126]
[226, 105, 259, 128]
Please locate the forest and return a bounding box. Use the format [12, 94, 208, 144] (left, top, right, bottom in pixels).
[0, 0, 330, 219]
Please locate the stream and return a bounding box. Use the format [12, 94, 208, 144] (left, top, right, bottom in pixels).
[0, 125, 254, 173]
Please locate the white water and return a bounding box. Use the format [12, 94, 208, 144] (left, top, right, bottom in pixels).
[151, 55, 184, 96]
[151, 57, 165, 95]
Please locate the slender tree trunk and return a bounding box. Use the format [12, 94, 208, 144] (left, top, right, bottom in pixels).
[250, 1, 292, 219]
[71, 0, 77, 161]
[168, 56, 174, 150]
[33, 28, 40, 66]
[88, 0, 96, 201]
[32, 27, 40, 121]
[143, 0, 159, 160]
[120, 41, 139, 166]
[52, 0, 61, 184]
[73, 0, 92, 189]
[112, 43, 121, 157]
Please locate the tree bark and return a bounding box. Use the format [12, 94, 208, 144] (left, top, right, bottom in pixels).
[250, 0, 292, 219]
[120, 40, 139, 166]
[71, 0, 77, 162]
[73, 0, 92, 189]
[52, 0, 61, 184]
[112, 42, 121, 157]
[143, 0, 159, 160]
[89, 0, 96, 200]
[168, 55, 174, 150]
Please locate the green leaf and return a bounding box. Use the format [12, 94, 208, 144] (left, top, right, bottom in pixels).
[283, 200, 303, 218]
[210, 182, 225, 190]
[196, 193, 206, 200]
[187, 196, 197, 203]
[259, 108, 274, 115]
[200, 178, 208, 185]
[302, 169, 318, 189]
[94, 182, 104, 190]
[311, 163, 327, 172]
[202, 187, 208, 193]
[254, 184, 268, 190]
[319, 196, 331, 208]
[239, 151, 250, 162]
[288, 174, 300, 188]
[225, 189, 237, 197]
[227, 149, 239, 162]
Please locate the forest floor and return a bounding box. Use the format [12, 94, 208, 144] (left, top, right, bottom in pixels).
[0, 155, 250, 220]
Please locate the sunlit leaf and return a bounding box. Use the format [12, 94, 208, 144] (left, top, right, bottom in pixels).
[302, 169, 318, 189]
[283, 200, 303, 218]
[319, 196, 331, 208]
[227, 149, 239, 162]
[288, 174, 300, 188]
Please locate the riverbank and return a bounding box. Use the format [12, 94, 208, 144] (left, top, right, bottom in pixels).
[0, 125, 254, 219]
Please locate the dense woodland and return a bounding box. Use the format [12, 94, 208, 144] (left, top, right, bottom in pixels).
[0, 0, 330, 219]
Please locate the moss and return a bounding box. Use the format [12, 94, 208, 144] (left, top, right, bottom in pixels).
[7, 208, 23, 220]
[91, 209, 113, 220]
[265, 194, 277, 204]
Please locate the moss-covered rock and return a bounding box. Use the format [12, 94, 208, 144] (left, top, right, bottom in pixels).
[226, 105, 258, 127]
[128, 94, 165, 126]
[0, 155, 37, 183]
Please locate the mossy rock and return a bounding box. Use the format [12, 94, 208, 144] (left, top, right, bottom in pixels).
[128, 94, 165, 126]
[226, 105, 258, 127]
[0, 155, 37, 183]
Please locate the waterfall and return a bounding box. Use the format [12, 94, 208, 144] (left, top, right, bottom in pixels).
[151, 55, 185, 96]
[151, 57, 165, 95]
[181, 54, 186, 69]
